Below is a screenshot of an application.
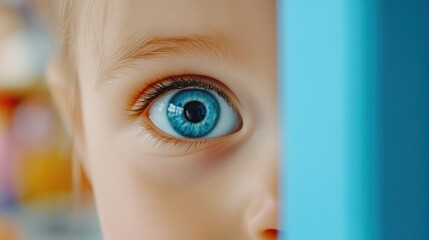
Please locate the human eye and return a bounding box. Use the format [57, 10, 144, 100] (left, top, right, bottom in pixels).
[130, 75, 242, 143]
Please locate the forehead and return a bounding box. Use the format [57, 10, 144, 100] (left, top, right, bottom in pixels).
[78, 0, 275, 82]
[102, 0, 274, 41]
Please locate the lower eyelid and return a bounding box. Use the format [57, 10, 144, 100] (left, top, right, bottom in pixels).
[132, 102, 245, 156]
[133, 118, 219, 156]
[131, 105, 248, 160]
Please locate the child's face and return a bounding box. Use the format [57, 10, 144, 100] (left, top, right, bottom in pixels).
[54, 0, 278, 239]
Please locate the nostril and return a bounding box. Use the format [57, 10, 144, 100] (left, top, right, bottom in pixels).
[261, 229, 279, 239]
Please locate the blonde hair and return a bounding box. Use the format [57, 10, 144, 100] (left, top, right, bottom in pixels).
[36, 0, 80, 83]
[36, 0, 88, 205]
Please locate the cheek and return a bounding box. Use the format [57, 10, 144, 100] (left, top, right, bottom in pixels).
[86, 137, 254, 239]
[81, 101, 252, 239]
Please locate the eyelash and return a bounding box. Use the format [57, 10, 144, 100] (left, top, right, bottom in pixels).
[129, 75, 232, 117]
[135, 120, 211, 152]
[128, 75, 236, 150]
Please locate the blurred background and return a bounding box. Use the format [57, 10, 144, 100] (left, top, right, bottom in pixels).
[0, 1, 101, 239]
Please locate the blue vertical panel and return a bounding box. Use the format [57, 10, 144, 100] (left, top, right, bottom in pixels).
[278, 1, 379, 239]
[347, 0, 380, 239]
[379, 0, 429, 239]
[279, 0, 429, 239]
[279, 0, 347, 238]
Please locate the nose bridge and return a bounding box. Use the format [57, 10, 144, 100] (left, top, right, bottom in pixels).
[244, 126, 280, 239]
[255, 113, 280, 198]
[260, 116, 280, 195]
[258, 146, 279, 199]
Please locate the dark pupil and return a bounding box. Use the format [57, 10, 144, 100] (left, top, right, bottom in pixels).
[184, 101, 206, 123]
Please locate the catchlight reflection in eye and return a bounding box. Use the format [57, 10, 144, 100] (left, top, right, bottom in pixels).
[149, 88, 240, 139]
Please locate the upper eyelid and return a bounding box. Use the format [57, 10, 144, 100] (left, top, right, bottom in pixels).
[128, 75, 233, 117]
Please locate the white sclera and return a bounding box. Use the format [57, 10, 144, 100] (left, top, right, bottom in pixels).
[149, 88, 240, 139]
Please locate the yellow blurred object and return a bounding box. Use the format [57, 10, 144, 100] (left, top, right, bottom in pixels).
[17, 149, 72, 202]
[16, 147, 93, 202]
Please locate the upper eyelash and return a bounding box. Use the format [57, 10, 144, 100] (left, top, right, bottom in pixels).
[129, 75, 232, 116]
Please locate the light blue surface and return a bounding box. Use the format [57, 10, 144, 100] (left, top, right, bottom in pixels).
[278, 1, 378, 239]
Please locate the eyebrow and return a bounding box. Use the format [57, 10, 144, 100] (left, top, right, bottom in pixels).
[96, 34, 246, 87]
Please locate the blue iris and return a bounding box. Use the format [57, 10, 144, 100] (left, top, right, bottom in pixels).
[167, 89, 220, 138]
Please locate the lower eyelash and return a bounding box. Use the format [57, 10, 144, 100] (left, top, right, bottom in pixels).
[133, 119, 210, 153]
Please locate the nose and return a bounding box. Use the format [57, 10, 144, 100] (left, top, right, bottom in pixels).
[246, 195, 279, 239]
[245, 157, 280, 239]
